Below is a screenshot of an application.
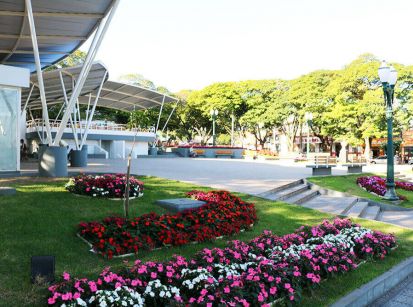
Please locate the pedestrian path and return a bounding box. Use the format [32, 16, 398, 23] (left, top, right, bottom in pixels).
[258, 179, 413, 229]
[372, 274, 413, 306]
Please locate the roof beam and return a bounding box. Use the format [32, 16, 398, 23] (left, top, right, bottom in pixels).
[0, 33, 87, 41]
[0, 10, 104, 18]
[0, 49, 69, 55]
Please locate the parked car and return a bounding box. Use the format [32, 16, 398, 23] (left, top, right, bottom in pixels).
[370, 155, 400, 164]
[408, 157, 413, 165]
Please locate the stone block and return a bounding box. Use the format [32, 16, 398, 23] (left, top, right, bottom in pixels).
[0, 187, 16, 196]
[156, 198, 206, 212]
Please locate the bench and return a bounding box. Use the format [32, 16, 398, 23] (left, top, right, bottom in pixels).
[194, 149, 205, 157]
[215, 150, 233, 158]
[343, 157, 367, 174]
[306, 156, 337, 176]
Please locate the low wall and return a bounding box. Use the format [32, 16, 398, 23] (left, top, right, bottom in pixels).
[172, 147, 244, 159]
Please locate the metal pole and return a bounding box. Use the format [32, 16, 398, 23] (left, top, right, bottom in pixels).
[384, 84, 398, 200]
[155, 95, 166, 132]
[25, 0, 53, 145]
[59, 71, 79, 149]
[161, 100, 179, 133]
[21, 83, 35, 116]
[53, 0, 120, 146]
[307, 120, 310, 158]
[79, 71, 108, 149]
[212, 116, 216, 146]
[231, 112, 234, 146]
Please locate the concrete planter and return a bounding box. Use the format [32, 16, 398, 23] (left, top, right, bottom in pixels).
[172, 147, 244, 159]
[39, 146, 68, 177]
[149, 147, 158, 156]
[70, 145, 88, 167]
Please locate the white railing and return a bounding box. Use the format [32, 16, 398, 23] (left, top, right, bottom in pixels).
[26, 119, 155, 133]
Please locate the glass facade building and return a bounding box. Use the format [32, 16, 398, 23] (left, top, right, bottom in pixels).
[0, 87, 19, 171]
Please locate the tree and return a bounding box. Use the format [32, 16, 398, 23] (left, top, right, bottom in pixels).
[118, 73, 156, 90]
[46, 50, 86, 71]
[287, 70, 337, 152]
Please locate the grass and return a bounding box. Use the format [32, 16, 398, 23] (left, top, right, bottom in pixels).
[1, 176, 413, 306]
[308, 173, 413, 208]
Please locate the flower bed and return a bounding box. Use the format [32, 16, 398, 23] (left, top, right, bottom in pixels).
[48, 218, 396, 306]
[177, 145, 244, 149]
[78, 191, 257, 258]
[356, 176, 413, 200]
[65, 174, 144, 199]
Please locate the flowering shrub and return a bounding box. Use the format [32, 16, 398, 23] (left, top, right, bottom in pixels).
[48, 218, 396, 306]
[356, 176, 413, 200]
[178, 145, 244, 149]
[78, 191, 257, 258]
[65, 174, 144, 199]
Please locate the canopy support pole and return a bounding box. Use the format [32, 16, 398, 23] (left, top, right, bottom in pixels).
[53, 0, 120, 146]
[161, 100, 179, 134]
[21, 83, 35, 116]
[25, 0, 53, 145]
[79, 71, 108, 149]
[28, 108, 43, 144]
[58, 71, 79, 150]
[155, 95, 166, 133]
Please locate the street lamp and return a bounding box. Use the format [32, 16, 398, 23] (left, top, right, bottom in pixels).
[378, 60, 398, 201]
[210, 109, 219, 146]
[305, 112, 313, 159]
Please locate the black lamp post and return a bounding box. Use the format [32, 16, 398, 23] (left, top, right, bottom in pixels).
[210, 109, 218, 146]
[378, 60, 399, 201]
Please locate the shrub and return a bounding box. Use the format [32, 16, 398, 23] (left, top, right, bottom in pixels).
[65, 174, 144, 199]
[48, 218, 396, 306]
[356, 176, 413, 200]
[78, 191, 257, 258]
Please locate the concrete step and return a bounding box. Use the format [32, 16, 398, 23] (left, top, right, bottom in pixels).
[302, 196, 357, 215]
[360, 205, 381, 220]
[287, 189, 319, 205]
[274, 184, 310, 201]
[258, 179, 304, 197]
[345, 201, 369, 218]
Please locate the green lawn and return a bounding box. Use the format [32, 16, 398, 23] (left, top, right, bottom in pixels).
[308, 173, 413, 208]
[1, 176, 413, 306]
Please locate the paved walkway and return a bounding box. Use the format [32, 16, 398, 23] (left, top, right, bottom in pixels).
[23, 158, 327, 195]
[20, 157, 412, 195]
[372, 274, 413, 306]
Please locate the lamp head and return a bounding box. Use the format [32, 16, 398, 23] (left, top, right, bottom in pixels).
[378, 60, 390, 83]
[389, 65, 398, 86]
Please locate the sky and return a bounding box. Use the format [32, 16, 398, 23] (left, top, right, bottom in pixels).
[88, 0, 413, 92]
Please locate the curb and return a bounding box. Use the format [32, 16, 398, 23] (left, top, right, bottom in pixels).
[331, 256, 413, 307]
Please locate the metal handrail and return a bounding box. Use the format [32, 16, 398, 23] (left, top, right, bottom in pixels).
[26, 119, 155, 133]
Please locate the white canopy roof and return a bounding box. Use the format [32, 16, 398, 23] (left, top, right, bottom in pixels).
[77, 81, 178, 112]
[0, 0, 116, 72]
[21, 61, 108, 110]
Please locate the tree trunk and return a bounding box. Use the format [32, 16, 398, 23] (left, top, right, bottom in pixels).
[339, 141, 348, 163]
[364, 137, 371, 162]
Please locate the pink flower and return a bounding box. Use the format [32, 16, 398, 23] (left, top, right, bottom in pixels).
[63, 272, 70, 281]
[224, 286, 230, 293]
[270, 287, 277, 295]
[47, 297, 55, 305]
[61, 292, 72, 301]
